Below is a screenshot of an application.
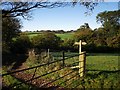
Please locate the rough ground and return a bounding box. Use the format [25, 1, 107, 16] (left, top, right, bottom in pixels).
[3, 62, 65, 90]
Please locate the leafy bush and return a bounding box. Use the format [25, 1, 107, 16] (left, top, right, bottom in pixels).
[11, 35, 32, 54]
[31, 32, 62, 50]
[60, 38, 75, 51]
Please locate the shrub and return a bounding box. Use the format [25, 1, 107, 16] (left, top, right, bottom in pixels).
[11, 35, 32, 54]
[31, 32, 62, 50]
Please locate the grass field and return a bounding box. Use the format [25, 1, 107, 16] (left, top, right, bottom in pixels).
[86, 55, 118, 71]
[56, 33, 74, 40]
[2, 53, 120, 89]
[65, 53, 119, 88]
[26, 32, 74, 40]
[26, 32, 42, 39]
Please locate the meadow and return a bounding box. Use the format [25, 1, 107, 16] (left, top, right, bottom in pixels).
[56, 33, 74, 40]
[2, 52, 120, 89]
[26, 32, 74, 40]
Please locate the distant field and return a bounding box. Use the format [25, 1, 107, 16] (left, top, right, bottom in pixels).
[26, 32, 42, 39]
[56, 33, 74, 40]
[26, 32, 74, 40]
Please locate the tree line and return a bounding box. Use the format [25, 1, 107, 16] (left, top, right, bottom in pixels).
[2, 10, 120, 55]
[4, 1, 120, 66]
[2, 1, 120, 55]
[1, 1, 98, 54]
[25, 30, 74, 34]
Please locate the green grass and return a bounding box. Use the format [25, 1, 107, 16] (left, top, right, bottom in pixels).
[2, 70, 30, 89]
[86, 55, 118, 71]
[26, 32, 42, 39]
[56, 32, 74, 40]
[26, 32, 74, 40]
[49, 52, 120, 88]
[28, 34, 40, 38]
[26, 53, 120, 88]
[2, 53, 120, 89]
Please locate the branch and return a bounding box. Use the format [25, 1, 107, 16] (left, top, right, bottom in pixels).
[2, 1, 99, 19]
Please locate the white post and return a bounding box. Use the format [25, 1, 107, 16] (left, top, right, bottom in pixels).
[79, 40, 82, 54]
[74, 40, 87, 77]
[79, 52, 86, 77]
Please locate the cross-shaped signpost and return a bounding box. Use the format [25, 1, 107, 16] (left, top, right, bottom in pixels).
[74, 40, 87, 54]
[74, 40, 87, 77]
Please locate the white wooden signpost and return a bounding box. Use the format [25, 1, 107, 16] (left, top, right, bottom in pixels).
[74, 40, 87, 77]
[74, 40, 87, 54]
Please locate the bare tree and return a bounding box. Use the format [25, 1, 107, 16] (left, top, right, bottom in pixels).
[2, 2, 70, 19]
[2, 1, 100, 19]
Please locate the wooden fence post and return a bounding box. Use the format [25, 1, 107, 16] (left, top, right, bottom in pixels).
[79, 51, 86, 77]
[74, 40, 87, 77]
[48, 49, 50, 58]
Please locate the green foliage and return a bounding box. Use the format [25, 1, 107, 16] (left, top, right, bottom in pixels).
[2, 70, 29, 89]
[2, 16, 22, 54]
[11, 35, 32, 54]
[26, 32, 74, 40]
[2, 42, 11, 54]
[27, 53, 120, 88]
[106, 34, 120, 49]
[92, 27, 120, 51]
[2, 17, 21, 44]
[31, 32, 62, 50]
[74, 23, 93, 42]
[61, 38, 75, 51]
[56, 33, 74, 40]
[73, 10, 120, 53]
[92, 27, 106, 39]
[94, 38, 107, 47]
[2, 52, 120, 89]
[96, 10, 120, 37]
